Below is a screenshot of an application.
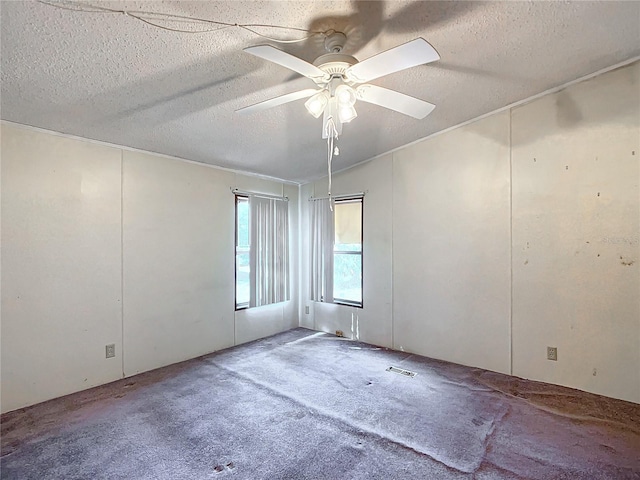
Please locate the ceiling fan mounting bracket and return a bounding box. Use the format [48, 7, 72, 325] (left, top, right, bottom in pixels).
[324, 31, 347, 53]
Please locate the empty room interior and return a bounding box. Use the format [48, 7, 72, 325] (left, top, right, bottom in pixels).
[1, 1, 639, 479]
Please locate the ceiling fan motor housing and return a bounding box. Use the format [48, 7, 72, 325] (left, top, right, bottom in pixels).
[313, 53, 359, 87]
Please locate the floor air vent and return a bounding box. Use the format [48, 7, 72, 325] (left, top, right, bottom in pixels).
[386, 366, 417, 378]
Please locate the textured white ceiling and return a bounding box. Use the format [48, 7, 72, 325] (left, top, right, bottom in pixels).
[2, 1, 639, 183]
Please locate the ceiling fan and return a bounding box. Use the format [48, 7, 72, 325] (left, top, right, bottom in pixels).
[236, 32, 440, 138]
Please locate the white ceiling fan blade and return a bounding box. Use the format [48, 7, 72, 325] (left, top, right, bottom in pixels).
[236, 89, 320, 115]
[244, 45, 329, 82]
[356, 84, 435, 119]
[346, 38, 440, 83]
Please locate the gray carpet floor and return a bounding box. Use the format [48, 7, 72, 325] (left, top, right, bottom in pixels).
[2, 328, 639, 479]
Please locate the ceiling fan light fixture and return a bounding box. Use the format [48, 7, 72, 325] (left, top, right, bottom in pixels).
[335, 84, 356, 107]
[304, 91, 329, 118]
[338, 104, 357, 124]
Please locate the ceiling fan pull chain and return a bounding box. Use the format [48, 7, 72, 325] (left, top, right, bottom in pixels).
[325, 116, 339, 211]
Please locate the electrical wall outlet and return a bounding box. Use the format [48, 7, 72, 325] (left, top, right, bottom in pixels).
[106, 344, 116, 359]
[547, 346, 557, 361]
[305, 306, 310, 314]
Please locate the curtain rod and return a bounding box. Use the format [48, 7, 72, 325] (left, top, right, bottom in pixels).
[231, 188, 288, 201]
[309, 191, 366, 201]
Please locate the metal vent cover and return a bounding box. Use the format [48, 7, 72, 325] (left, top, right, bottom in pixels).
[386, 366, 417, 378]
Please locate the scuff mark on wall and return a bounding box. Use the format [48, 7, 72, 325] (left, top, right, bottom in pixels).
[619, 256, 635, 266]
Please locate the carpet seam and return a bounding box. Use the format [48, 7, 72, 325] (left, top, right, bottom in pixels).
[208, 359, 472, 475]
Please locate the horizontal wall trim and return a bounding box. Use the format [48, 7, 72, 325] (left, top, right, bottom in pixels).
[0, 120, 299, 186]
[4, 55, 638, 188]
[307, 55, 640, 184]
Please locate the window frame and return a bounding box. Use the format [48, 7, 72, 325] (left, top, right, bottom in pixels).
[235, 194, 250, 311]
[333, 196, 364, 308]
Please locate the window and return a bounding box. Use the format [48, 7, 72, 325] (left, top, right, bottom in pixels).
[235, 193, 289, 310]
[235, 195, 250, 309]
[333, 197, 363, 307]
[310, 194, 363, 307]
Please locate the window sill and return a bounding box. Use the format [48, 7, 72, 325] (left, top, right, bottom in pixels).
[333, 300, 363, 309]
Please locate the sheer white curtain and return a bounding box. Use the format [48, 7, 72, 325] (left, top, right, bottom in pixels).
[249, 196, 289, 307]
[310, 198, 334, 303]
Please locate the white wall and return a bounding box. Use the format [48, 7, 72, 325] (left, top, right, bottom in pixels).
[299, 182, 314, 330]
[122, 151, 236, 376]
[1, 124, 298, 413]
[393, 111, 512, 374]
[1, 127, 124, 409]
[302, 61, 640, 403]
[510, 64, 640, 402]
